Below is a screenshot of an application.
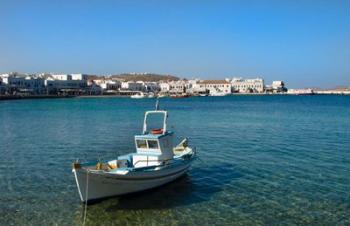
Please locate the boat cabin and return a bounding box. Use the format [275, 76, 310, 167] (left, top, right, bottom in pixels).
[132, 110, 174, 168]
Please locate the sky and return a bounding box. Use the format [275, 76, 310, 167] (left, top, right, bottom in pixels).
[1, 0, 350, 88]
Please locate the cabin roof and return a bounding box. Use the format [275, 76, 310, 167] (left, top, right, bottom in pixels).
[135, 131, 173, 139]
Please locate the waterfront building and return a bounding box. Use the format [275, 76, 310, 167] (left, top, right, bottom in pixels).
[51, 73, 88, 81]
[92, 79, 121, 91]
[1, 73, 46, 95]
[85, 82, 103, 95]
[143, 82, 160, 92]
[51, 74, 72, 81]
[106, 81, 121, 91]
[231, 78, 264, 93]
[197, 80, 231, 95]
[0, 78, 7, 95]
[186, 79, 207, 94]
[159, 82, 170, 92]
[121, 81, 144, 91]
[287, 88, 314, 95]
[271, 81, 287, 93]
[45, 76, 87, 95]
[71, 74, 88, 81]
[167, 80, 189, 94]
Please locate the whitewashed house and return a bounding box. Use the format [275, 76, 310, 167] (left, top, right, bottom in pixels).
[186, 79, 206, 94]
[92, 79, 121, 90]
[159, 82, 170, 92]
[231, 78, 264, 93]
[121, 81, 144, 91]
[271, 81, 287, 93]
[51, 74, 72, 81]
[144, 82, 160, 92]
[1, 73, 46, 94]
[197, 80, 231, 95]
[45, 74, 87, 95]
[106, 80, 121, 90]
[71, 74, 88, 81]
[168, 80, 188, 94]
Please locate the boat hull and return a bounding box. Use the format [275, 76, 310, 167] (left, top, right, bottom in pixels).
[73, 161, 191, 202]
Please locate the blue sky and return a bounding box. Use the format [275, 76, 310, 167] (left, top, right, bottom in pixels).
[1, 0, 350, 88]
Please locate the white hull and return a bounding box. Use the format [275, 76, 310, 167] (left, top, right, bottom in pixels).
[73, 162, 191, 202]
[210, 92, 228, 96]
[131, 92, 147, 99]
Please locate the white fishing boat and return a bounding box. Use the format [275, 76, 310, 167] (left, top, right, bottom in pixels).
[157, 93, 167, 98]
[72, 101, 196, 202]
[148, 92, 155, 98]
[210, 91, 228, 96]
[130, 92, 147, 99]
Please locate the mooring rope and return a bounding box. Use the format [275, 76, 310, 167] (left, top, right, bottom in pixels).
[82, 169, 89, 226]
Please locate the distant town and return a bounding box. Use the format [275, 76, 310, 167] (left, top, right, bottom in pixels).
[0, 72, 349, 99]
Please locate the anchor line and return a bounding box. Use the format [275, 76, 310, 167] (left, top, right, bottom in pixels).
[83, 169, 89, 226]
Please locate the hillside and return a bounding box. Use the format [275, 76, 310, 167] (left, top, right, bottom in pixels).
[111, 73, 180, 82]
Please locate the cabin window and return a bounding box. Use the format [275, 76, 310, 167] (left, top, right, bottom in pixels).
[136, 139, 147, 148]
[147, 140, 159, 149]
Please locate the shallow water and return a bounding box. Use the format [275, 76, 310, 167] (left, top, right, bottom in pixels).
[0, 95, 349, 225]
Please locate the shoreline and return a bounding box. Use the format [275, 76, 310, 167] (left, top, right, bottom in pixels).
[0, 95, 76, 101]
[1, 93, 349, 101]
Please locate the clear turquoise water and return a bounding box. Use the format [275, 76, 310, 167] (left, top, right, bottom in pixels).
[0, 96, 350, 225]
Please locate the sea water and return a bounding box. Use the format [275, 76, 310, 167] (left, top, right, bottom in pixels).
[0, 95, 349, 225]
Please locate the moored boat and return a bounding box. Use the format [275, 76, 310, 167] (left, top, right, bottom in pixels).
[170, 93, 190, 98]
[210, 91, 228, 96]
[72, 101, 196, 202]
[130, 92, 147, 98]
[157, 93, 167, 98]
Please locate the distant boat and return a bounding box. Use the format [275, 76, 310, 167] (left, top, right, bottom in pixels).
[287, 89, 315, 95]
[72, 102, 196, 202]
[210, 92, 228, 96]
[148, 92, 155, 98]
[295, 89, 314, 95]
[131, 92, 147, 99]
[157, 93, 167, 98]
[170, 94, 190, 98]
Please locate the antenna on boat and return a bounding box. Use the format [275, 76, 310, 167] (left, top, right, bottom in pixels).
[155, 98, 159, 110]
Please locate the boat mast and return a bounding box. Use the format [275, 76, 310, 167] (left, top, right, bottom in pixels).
[142, 99, 167, 134]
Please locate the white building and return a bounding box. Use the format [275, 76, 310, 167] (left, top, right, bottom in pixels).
[159, 82, 170, 92]
[271, 81, 287, 93]
[106, 81, 121, 90]
[231, 78, 264, 93]
[51, 73, 88, 81]
[167, 80, 189, 93]
[1, 73, 46, 94]
[121, 81, 144, 91]
[287, 88, 314, 95]
[144, 82, 160, 92]
[45, 76, 87, 95]
[43, 73, 88, 94]
[71, 74, 88, 81]
[186, 79, 206, 94]
[197, 80, 231, 95]
[0, 78, 7, 94]
[85, 83, 103, 95]
[92, 79, 121, 90]
[51, 74, 72, 81]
